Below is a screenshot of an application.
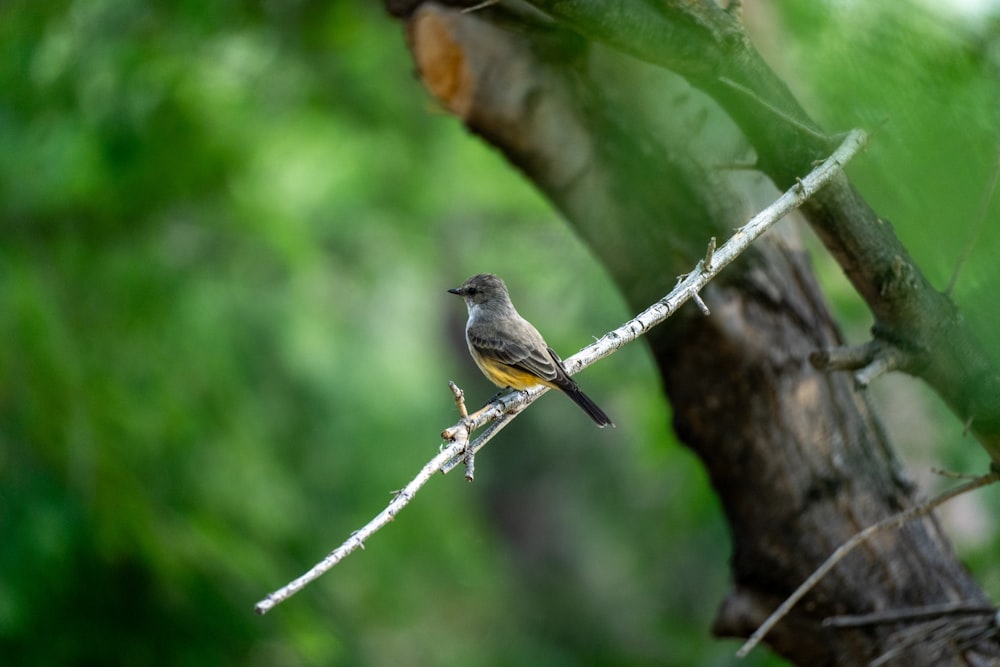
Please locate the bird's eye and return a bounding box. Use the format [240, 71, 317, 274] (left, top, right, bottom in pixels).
[467, 287, 478, 296]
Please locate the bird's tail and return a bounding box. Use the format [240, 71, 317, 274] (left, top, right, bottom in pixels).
[560, 382, 614, 428]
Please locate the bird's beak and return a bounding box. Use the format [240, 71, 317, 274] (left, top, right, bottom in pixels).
[447, 287, 463, 295]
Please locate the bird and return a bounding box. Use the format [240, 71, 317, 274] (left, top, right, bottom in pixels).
[448, 273, 613, 427]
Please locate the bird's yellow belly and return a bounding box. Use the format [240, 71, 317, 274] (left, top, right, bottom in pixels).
[475, 358, 551, 390]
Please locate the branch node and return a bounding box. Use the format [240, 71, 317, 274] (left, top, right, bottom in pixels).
[692, 292, 710, 316]
[704, 236, 717, 271]
[810, 340, 878, 371]
[880, 255, 917, 298]
[449, 380, 468, 419]
[810, 340, 906, 388]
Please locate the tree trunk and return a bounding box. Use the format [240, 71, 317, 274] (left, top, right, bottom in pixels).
[387, 2, 1000, 664]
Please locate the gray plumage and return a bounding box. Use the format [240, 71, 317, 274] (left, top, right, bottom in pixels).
[448, 273, 613, 427]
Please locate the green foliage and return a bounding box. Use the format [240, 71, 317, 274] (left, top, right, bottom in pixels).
[764, 1, 1000, 333]
[764, 0, 1000, 609]
[1, 1, 726, 665]
[2, 0, 998, 665]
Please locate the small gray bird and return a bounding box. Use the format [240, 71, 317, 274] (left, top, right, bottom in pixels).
[448, 273, 613, 427]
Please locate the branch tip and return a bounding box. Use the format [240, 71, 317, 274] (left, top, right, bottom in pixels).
[464, 450, 476, 480]
[449, 380, 469, 419]
[692, 292, 710, 316]
[854, 355, 897, 389]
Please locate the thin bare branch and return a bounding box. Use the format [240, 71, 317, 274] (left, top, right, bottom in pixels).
[449, 380, 468, 419]
[946, 142, 1000, 295]
[254, 439, 469, 615]
[824, 601, 997, 628]
[691, 292, 711, 317]
[441, 129, 866, 471]
[854, 352, 903, 388]
[810, 341, 879, 372]
[461, 0, 501, 13]
[255, 129, 868, 615]
[704, 236, 717, 271]
[811, 339, 908, 389]
[736, 469, 1000, 658]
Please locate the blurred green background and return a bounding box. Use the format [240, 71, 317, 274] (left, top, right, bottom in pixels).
[2, 1, 999, 665]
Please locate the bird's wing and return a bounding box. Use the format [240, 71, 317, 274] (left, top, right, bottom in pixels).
[467, 325, 561, 383]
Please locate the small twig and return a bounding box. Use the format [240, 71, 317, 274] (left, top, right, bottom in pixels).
[255, 129, 869, 615]
[946, 141, 1000, 296]
[446, 381, 477, 479]
[810, 341, 878, 371]
[963, 415, 975, 437]
[735, 469, 1000, 658]
[254, 436, 471, 615]
[449, 380, 468, 419]
[704, 236, 717, 271]
[867, 608, 1000, 667]
[464, 451, 476, 480]
[930, 467, 981, 481]
[824, 601, 997, 628]
[717, 77, 831, 144]
[810, 339, 906, 389]
[441, 393, 524, 473]
[461, 0, 501, 13]
[691, 292, 710, 316]
[854, 353, 901, 388]
[463, 427, 476, 481]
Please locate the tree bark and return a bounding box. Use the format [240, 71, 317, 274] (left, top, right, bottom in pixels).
[387, 2, 1000, 664]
